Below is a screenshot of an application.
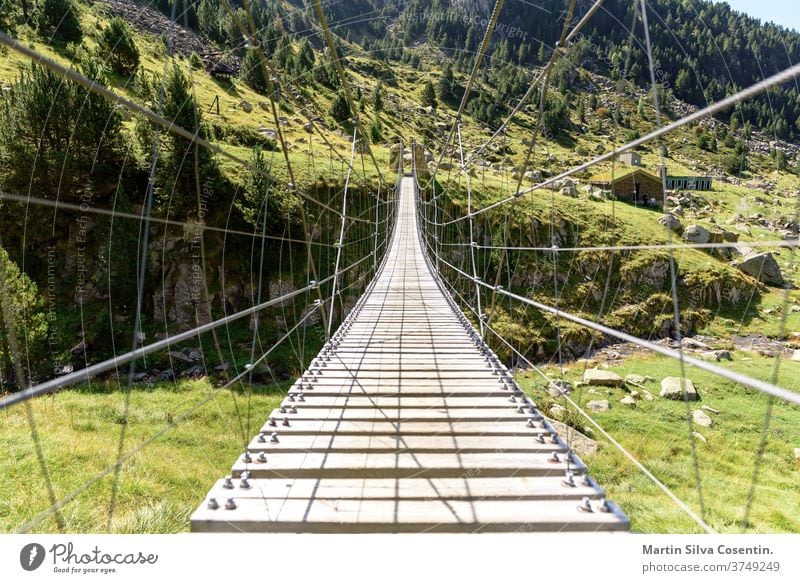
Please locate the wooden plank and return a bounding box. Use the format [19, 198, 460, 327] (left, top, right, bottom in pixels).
[202, 476, 604, 500]
[191, 498, 629, 533]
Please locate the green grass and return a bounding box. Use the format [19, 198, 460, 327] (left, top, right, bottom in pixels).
[519, 352, 800, 533]
[0, 379, 285, 533]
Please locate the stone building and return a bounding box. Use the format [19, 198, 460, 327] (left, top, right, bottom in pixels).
[589, 168, 664, 207]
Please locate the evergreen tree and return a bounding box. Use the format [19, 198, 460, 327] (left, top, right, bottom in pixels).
[35, 0, 82, 42]
[330, 91, 351, 122]
[296, 39, 315, 73]
[373, 81, 384, 112]
[421, 80, 437, 108]
[241, 49, 267, 93]
[438, 62, 455, 102]
[98, 17, 140, 77]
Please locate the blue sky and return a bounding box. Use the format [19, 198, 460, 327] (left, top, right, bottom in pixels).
[720, 0, 800, 33]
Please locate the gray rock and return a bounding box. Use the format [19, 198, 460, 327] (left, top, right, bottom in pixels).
[548, 419, 598, 456]
[681, 337, 711, 350]
[583, 369, 624, 387]
[168, 351, 193, 363]
[547, 379, 574, 397]
[658, 213, 682, 233]
[702, 405, 720, 414]
[794, 448, 800, 462]
[625, 374, 650, 385]
[700, 350, 732, 362]
[683, 224, 710, 244]
[660, 376, 699, 400]
[239, 100, 253, 113]
[549, 404, 567, 419]
[159, 369, 175, 381]
[641, 390, 655, 401]
[793, 349, 800, 362]
[692, 431, 707, 445]
[188, 349, 203, 361]
[586, 400, 611, 413]
[734, 252, 784, 285]
[693, 409, 714, 427]
[620, 396, 637, 407]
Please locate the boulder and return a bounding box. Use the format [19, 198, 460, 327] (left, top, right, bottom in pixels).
[683, 224, 710, 244]
[620, 396, 637, 407]
[734, 252, 784, 285]
[239, 100, 253, 113]
[692, 431, 708, 445]
[641, 390, 655, 401]
[586, 400, 611, 413]
[658, 213, 682, 233]
[660, 376, 699, 400]
[693, 409, 714, 427]
[583, 368, 624, 387]
[792, 349, 800, 362]
[549, 404, 567, 419]
[681, 337, 711, 350]
[560, 185, 578, 197]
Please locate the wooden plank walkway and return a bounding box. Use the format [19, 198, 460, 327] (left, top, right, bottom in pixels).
[191, 176, 630, 533]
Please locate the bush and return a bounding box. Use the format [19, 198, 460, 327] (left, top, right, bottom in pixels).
[98, 17, 140, 77]
[35, 0, 82, 43]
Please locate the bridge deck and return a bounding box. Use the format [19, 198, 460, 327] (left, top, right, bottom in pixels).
[191, 177, 629, 533]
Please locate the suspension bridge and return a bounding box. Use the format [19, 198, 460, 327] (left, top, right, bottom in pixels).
[1, 0, 800, 536]
[190, 172, 629, 533]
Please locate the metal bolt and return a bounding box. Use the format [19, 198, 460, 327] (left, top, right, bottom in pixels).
[562, 471, 576, 488]
[268, 418, 277, 427]
[225, 498, 237, 510]
[243, 451, 252, 463]
[208, 497, 219, 510]
[257, 432, 266, 443]
[282, 417, 290, 427]
[298, 393, 306, 401]
[279, 406, 287, 413]
[550, 434, 559, 445]
[240, 475, 251, 489]
[223, 476, 234, 489]
[509, 396, 517, 403]
[581, 474, 592, 487]
[288, 394, 296, 402]
[599, 498, 612, 513]
[527, 418, 536, 428]
[257, 452, 267, 463]
[270, 432, 279, 443]
[549, 452, 560, 463]
[517, 406, 525, 414]
[578, 497, 593, 513]
[537, 434, 546, 444]
[290, 406, 298, 414]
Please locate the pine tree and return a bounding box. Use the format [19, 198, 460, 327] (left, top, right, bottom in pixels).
[373, 81, 384, 112]
[35, 0, 82, 42]
[438, 62, 455, 102]
[421, 80, 437, 108]
[98, 17, 140, 77]
[241, 49, 267, 93]
[330, 92, 351, 122]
